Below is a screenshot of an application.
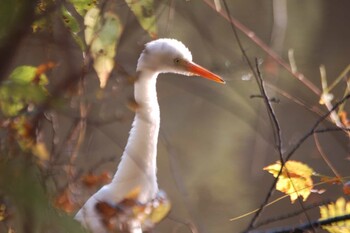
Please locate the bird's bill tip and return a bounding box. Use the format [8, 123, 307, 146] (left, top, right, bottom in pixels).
[186, 61, 225, 84]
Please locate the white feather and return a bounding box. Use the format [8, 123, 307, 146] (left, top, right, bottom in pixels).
[75, 38, 193, 233]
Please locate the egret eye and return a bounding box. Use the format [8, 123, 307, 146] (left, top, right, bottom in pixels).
[174, 58, 181, 65]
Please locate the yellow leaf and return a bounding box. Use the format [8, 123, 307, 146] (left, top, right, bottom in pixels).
[264, 160, 314, 203]
[32, 142, 50, 162]
[84, 8, 122, 88]
[84, 7, 100, 45]
[92, 55, 114, 88]
[132, 190, 171, 229]
[148, 191, 171, 224]
[320, 197, 350, 233]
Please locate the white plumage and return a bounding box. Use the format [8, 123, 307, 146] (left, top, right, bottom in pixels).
[75, 38, 224, 233]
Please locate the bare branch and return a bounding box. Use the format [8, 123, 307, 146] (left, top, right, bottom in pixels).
[202, 0, 321, 95]
[253, 200, 331, 229]
[253, 214, 350, 233]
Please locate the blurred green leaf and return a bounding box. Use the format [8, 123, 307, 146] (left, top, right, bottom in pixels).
[61, 7, 80, 33]
[125, 0, 157, 38]
[9, 66, 48, 84]
[68, 0, 98, 17]
[0, 65, 50, 116]
[61, 6, 85, 51]
[84, 8, 122, 88]
[0, 85, 48, 116]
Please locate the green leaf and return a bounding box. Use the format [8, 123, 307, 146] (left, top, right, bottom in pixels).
[125, 0, 157, 38]
[8, 65, 48, 86]
[84, 8, 122, 88]
[0, 84, 48, 116]
[61, 6, 85, 51]
[0, 87, 25, 116]
[68, 0, 98, 17]
[9, 66, 36, 83]
[0, 65, 49, 116]
[61, 7, 80, 33]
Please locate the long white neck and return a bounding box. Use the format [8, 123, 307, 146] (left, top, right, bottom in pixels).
[111, 70, 160, 202]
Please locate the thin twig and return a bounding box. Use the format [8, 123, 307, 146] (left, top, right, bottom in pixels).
[217, 1, 314, 231]
[285, 93, 350, 162]
[253, 214, 350, 233]
[314, 127, 350, 134]
[253, 199, 332, 229]
[202, 0, 321, 96]
[254, 58, 282, 157]
[251, 59, 315, 232]
[313, 134, 343, 184]
[265, 83, 324, 118]
[245, 94, 350, 232]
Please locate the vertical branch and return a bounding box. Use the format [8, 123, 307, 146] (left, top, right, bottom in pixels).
[250, 60, 315, 232]
[67, 68, 89, 187]
[254, 59, 282, 157]
[67, 100, 87, 183]
[45, 112, 60, 161]
[216, 1, 284, 229]
[216, 2, 315, 231]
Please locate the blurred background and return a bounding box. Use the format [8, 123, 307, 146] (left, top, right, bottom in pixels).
[1, 0, 350, 232]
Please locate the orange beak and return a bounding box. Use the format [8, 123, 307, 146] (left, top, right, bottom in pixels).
[185, 61, 225, 84]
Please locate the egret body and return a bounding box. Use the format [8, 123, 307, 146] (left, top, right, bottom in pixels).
[75, 38, 224, 233]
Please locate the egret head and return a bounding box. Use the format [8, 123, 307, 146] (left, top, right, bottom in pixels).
[137, 38, 225, 84]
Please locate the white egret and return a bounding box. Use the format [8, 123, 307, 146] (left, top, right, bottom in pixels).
[75, 38, 225, 233]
